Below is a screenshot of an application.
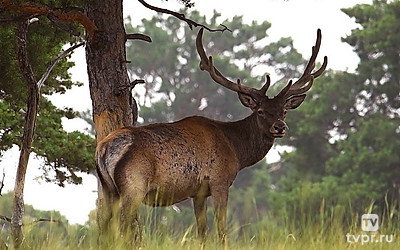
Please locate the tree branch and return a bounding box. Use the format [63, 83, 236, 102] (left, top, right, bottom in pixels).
[16, 20, 36, 86]
[27, 218, 62, 225]
[137, 0, 231, 32]
[1, 1, 97, 39]
[114, 79, 145, 95]
[47, 12, 80, 37]
[37, 42, 85, 89]
[125, 33, 152, 42]
[13, 20, 40, 248]
[0, 170, 4, 196]
[0, 215, 62, 225]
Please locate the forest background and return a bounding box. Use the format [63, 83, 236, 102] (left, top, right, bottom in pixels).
[0, 0, 398, 248]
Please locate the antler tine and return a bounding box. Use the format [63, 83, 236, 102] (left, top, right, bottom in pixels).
[281, 29, 327, 98]
[197, 28, 241, 92]
[276, 80, 293, 98]
[259, 75, 271, 96]
[196, 28, 265, 98]
[302, 29, 322, 79]
[312, 55, 328, 78]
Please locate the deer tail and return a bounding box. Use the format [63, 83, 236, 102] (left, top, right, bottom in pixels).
[96, 148, 120, 198]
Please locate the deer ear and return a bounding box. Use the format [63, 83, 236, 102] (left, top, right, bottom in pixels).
[238, 92, 258, 109]
[284, 94, 306, 110]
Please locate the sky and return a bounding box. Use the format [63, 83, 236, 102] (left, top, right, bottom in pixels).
[0, 0, 372, 225]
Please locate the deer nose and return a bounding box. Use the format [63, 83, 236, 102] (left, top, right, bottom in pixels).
[273, 120, 287, 134]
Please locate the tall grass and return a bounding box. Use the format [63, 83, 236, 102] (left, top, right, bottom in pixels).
[1, 197, 398, 250]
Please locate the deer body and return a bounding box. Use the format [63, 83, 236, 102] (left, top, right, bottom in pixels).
[97, 114, 273, 205]
[96, 28, 327, 242]
[96, 114, 274, 240]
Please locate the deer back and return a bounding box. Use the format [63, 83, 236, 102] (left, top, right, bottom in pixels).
[96, 116, 244, 204]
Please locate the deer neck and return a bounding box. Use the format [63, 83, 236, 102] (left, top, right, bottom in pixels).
[218, 113, 274, 169]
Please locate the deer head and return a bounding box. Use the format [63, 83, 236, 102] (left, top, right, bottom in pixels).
[196, 28, 328, 138]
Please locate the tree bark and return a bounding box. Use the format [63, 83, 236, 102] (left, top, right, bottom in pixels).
[10, 18, 84, 249]
[84, 0, 137, 241]
[11, 20, 40, 249]
[84, 0, 136, 143]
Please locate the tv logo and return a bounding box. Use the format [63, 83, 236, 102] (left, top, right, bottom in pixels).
[361, 214, 379, 231]
[345, 214, 393, 245]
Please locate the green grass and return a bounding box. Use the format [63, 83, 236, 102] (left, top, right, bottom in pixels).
[2, 200, 398, 250]
[14, 221, 398, 250]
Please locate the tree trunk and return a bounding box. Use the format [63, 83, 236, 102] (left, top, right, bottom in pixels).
[11, 20, 40, 249]
[84, 0, 136, 143]
[84, 0, 137, 240]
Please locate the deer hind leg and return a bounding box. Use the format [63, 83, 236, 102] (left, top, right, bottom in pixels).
[193, 196, 208, 239]
[193, 178, 210, 240]
[96, 185, 114, 245]
[210, 186, 228, 242]
[119, 180, 148, 245]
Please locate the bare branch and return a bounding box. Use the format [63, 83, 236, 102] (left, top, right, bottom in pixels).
[37, 42, 85, 89]
[0, 170, 4, 196]
[137, 0, 230, 32]
[131, 79, 146, 86]
[114, 79, 145, 95]
[125, 33, 152, 43]
[0, 215, 62, 225]
[27, 218, 62, 225]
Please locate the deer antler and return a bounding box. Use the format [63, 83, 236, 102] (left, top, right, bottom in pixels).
[196, 28, 270, 100]
[277, 29, 328, 99]
[196, 28, 327, 101]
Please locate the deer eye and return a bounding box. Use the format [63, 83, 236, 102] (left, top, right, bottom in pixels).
[257, 109, 264, 116]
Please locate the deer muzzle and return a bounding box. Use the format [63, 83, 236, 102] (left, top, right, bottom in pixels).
[270, 120, 288, 138]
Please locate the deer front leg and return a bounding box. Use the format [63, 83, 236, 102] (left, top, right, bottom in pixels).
[211, 187, 228, 242]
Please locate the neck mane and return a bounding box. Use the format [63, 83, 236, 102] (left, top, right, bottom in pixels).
[216, 113, 275, 169]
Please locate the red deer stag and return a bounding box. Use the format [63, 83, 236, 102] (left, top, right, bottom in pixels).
[96, 28, 327, 242]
